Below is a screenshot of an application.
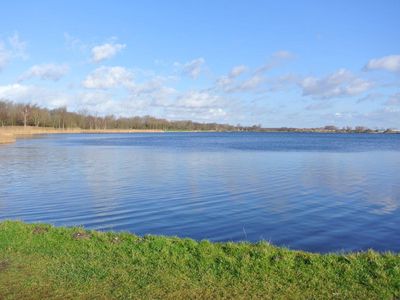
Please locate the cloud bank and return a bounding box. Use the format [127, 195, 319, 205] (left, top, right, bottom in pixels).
[300, 69, 372, 99]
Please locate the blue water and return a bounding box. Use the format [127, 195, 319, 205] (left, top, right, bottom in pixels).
[1, 132, 399, 253]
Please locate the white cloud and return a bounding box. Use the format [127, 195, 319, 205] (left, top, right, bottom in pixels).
[216, 76, 232, 89]
[0, 83, 32, 100]
[0, 33, 27, 70]
[255, 50, 294, 74]
[131, 79, 177, 102]
[208, 108, 227, 117]
[181, 57, 205, 79]
[77, 88, 227, 121]
[91, 42, 126, 63]
[239, 75, 264, 91]
[229, 65, 248, 78]
[365, 55, 400, 72]
[175, 90, 221, 108]
[300, 69, 372, 99]
[0, 83, 70, 108]
[77, 91, 122, 114]
[81, 72, 178, 115]
[216, 65, 248, 90]
[143, 88, 230, 121]
[217, 74, 264, 93]
[19, 64, 69, 81]
[83, 66, 133, 89]
[216, 51, 293, 93]
[163, 90, 228, 122]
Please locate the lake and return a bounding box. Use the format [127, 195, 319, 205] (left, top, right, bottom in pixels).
[0, 132, 399, 253]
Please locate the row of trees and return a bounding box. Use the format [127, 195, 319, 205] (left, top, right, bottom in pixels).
[260, 125, 383, 133]
[0, 100, 394, 133]
[0, 100, 238, 131]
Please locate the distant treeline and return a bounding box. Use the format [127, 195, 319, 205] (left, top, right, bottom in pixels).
[256, 126, 397, 133]
[0, 100, 238, 131]
[0, 100, 397, 133]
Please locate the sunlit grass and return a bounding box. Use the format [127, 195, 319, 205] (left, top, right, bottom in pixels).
[0, 221, 399, 299]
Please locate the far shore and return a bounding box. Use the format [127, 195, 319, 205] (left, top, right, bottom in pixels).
[1, 125, 399, 145]
[0, 126, 165, 144]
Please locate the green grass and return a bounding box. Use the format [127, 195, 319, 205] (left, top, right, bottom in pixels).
[0, 221, 399, 299]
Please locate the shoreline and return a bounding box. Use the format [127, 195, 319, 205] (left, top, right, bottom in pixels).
[1, 125, 399, 145]
[0, 221, 399, 299]
[0, 126, 164, 144]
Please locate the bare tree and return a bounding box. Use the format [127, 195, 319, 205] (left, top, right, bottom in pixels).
[21, 104, 32, 128]
[31, 105, 43, 127]
[0, 100, 9, 127]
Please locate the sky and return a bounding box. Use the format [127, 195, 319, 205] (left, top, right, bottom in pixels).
[0, 1, 399, 128]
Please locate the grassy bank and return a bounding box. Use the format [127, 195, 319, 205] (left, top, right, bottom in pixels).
[0, 221, 399, 299]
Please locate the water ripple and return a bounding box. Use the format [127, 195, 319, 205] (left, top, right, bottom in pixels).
[1, 132, 400, 252]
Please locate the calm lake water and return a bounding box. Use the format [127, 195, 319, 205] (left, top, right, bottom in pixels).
[1, 132, 399, 253]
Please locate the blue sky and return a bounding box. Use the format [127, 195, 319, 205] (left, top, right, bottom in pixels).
[0, 1, 399, 128]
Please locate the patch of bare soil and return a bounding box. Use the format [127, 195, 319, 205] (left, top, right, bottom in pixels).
[72, 232, 91, 240]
